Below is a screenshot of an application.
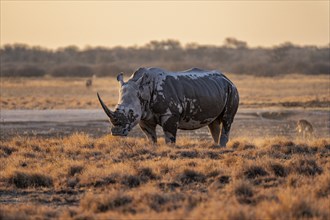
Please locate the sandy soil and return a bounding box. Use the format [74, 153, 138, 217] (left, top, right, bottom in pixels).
[1, 108, 329, 141]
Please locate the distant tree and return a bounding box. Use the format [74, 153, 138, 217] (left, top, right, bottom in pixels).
[224, 37, 248, 49]
[0, 39, 329, 77]
[51, 65, 93, 77]
[271, 42, 295, 62]
[185, 42, 199, 49]
[1, 65, 46, 77]
[145, 39, 181, 50]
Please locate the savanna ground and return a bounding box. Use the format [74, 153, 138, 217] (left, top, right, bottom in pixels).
[0, 74, 329, 219]
[1, 74, 329, 109]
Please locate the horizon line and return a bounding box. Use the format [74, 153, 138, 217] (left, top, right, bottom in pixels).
[1, 39, 329, 51]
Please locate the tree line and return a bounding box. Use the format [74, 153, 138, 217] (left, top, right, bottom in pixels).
[1, 38, 329, 77]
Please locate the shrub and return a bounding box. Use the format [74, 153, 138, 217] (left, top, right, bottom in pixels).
[51, 64, 93, 77]
[1, 65, 46, 77]
[315, 176, 330, 198]
[97, 196, 132, 212]
[137, 167, 159, 182]
[243, 165, 269, 179]
[121, 175, 141, 188]
[177, 169, 206, 184]
[294, 159, 323, 176]
[179, 150, 199, 158]
[269, 163, 288, 177]
[291, 200, 317, 218]
[81, 192, 132, 213]
[146, 193, 185, 212]
[16, 65, 46, 77]
[94, 64, 131, 77]
[8, 171, 53, 188]
[234, 181, 255, 204]
[0, 145, 17, 157]
[67, 165, 84, 177]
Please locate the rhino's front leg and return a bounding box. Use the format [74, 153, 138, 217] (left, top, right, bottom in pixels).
[161, 115, 179, 144]
[139, 120, 157, 143]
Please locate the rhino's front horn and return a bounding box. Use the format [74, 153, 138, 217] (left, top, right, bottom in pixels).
[97, 92, 115, 119]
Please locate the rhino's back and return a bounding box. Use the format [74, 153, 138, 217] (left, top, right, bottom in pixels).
[140, 68, 232, 129]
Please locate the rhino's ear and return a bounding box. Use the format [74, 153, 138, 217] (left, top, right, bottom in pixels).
[117, 73, 125, 86]
[136, 74, 151, 101]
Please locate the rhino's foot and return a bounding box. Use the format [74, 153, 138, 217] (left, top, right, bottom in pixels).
[220, 135, 228, 147]
[210, 144, 226, 149]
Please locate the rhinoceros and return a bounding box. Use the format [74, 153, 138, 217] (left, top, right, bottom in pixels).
[97, 67, 239, 147]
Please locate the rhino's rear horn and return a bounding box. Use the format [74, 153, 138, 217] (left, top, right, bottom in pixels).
[97, 92, 115, 119]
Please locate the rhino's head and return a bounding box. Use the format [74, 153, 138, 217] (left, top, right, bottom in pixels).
[97, 73, 148, 136]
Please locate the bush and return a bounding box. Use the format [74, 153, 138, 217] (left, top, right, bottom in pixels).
[51, 64, 93, 77]
[8, 171, 53, 188]
[234, 181, 255, 204]
[243, 165, 269, 179]
[176, 169, 206, 184]
[81, 192, 132, 213]
[94, 64, 131, 77]
[294, 159, 323, 176]
[1, 65, 46, 77]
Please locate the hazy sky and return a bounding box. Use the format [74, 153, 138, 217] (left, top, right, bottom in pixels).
[1, 1, 329, 49]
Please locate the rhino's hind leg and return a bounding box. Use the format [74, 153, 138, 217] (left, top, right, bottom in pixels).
[220, 86, 239, 147]
[220, 120, 231, 147]
[220, 108, 238, 147]
[208, 119, 221, 145]
[139, 120, 157, 143]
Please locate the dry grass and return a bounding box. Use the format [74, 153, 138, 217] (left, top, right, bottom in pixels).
[0, 134, 329, 219]
[0, 77, 118, 109]
[1, 74, 329, 109]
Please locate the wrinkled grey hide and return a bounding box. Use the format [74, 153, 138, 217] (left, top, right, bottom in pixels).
[97, 67, 239, 147]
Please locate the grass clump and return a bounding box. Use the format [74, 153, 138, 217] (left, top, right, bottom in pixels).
[67, 165, 84, 177]
[121, 175, 141, 188]
[137, 167, 159, 182]
[177, 169, 206, 184]
[8, 171, 53, 188]
[0, 135, 329, 219]
[315, 175, 330, 198]
[146, 193, 185, 212]
[243, 165, 269, 179]
[0, 145, 17, 157]
[291, 200, 317, 218]
[293, 159, 323, 176]
[268, 162, 288, 177]
[234, 181, 254, 205]
[81, 192, 133, 213]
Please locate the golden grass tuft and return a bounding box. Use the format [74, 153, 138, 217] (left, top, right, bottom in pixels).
[233, 180, 255, 204]
[80, 191, 133, 213]
[7, 171, 53, 188]
[0, 134, 329, 219]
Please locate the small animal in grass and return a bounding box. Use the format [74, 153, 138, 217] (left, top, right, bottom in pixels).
[296, 119, 314, 139]
[86, 79, 92, 88]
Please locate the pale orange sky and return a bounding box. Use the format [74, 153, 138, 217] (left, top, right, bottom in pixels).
[1, 1, 329, 49]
